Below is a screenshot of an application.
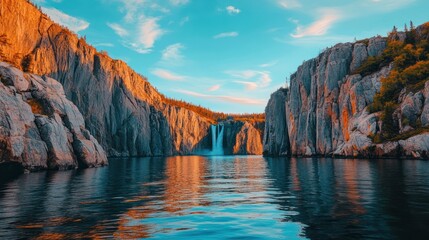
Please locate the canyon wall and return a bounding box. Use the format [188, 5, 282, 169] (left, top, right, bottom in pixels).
[263, 88, 289, 156]
[264, 33, 429, 159]
[0, 0, 262, 162]
[223, 121, 263, 155]
[0, 62, 107, 174]
[0, 0, 207, 156]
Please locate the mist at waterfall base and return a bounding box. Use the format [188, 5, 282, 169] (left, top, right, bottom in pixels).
[197, 124, 225, 156]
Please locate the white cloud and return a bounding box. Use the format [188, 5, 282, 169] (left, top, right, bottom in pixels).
[41, 7, 89, 33]
[291, 9, 341, 38]
[259, 60, 279, 68]
[161, 43, 184, 62]
[278, 0, 301, 9]
[226, 70, 272, 91]
[120, 0, 145, 23]
[227, 70, 258, 79]
[226, 6, 241, 14]
[107, 23, 129, 37]
[152, 68, 186, 81]
[170, 0, 189, 5]
[137, 18, 165, 52]
[234, 81, 258, 91]
[208, 84, 221, 92]
[118, 17, 164, 54]
[176, 90, 266, 105]
[213, 32, 239, 39]
[149, 3, 170, 13]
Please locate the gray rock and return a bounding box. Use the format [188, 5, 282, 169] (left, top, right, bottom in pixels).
[1, 0, 263, 160]
[0, 62, 107, 172]
[263, 88, 289, 156]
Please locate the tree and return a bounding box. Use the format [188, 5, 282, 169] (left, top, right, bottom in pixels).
[389, 25, 399, 41]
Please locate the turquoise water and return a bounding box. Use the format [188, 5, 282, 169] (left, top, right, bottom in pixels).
[1, 156, 429, 239]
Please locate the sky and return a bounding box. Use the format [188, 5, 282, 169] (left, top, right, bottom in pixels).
[32, 0, 429, 113]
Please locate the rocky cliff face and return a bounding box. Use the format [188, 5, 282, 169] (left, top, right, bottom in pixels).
[264, 34, 429, 159]
[0, 0, 211, 156]
[0, 62, 107, 174]
[263, 88, 289, 156]
[0, 0, 261, 159]
[223, 121, 263, 155]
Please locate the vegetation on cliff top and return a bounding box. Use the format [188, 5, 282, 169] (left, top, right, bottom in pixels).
[357, 22, 429, 142]
[161, 94, 265, 123]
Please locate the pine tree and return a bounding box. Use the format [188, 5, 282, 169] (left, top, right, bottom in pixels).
[389, 25, 399, 40]
[406, 20, 416, 44]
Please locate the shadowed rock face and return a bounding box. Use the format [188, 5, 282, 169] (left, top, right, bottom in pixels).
[222, 121, 263, 155]
[0, 62, 107, 172]
[0, 0, 211, 156]
[264, 32, 429, 159]
[0, 0, 263, 159]
[263, 89, 289, 156]
[0, 0, 195, 157]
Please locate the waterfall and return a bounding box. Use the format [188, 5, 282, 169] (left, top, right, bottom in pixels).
[211, 124, 224, 155]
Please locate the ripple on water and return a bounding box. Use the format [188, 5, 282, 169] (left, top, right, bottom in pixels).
[2, 156, 429, 239]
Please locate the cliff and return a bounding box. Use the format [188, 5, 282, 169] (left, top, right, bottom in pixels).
[0, 62, 107, 175]
[223, 121, 263, 155]
[263, 88, 289, 156]
[0, 0, 262, 160]
[264, 23, 429, 159]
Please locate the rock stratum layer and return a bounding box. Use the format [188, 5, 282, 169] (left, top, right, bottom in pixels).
[0, 62, 107, 174]
[0, 0, 263, 171]
[264, 28, 429, 159]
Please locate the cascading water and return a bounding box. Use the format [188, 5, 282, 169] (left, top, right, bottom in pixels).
[210, 124, 224, 155]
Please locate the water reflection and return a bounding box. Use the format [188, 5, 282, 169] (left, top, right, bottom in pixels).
[1, 156, 429, 239]
[164, 156, 208, 213]
[265, 157, 429, 240]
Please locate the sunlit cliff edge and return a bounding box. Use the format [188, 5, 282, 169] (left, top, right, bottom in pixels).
[264, 22, 429, 159]
[0, 0, 263, 174]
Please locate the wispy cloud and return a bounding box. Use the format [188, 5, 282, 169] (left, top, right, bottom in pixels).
[291, 9, 341, 38]
[233, 81, 258, 91]
[226, 6, 241, 14]
[152, 68, 186, 81]
[259, 60, 279, 68]
[114, 0, 173, 53]
[226, 70, 272, 91]
[176, 90, 266, 105]
[41, 7, 89, 33]
[213, 32, 239, 39]
[208, 84, 221, 92]
[137, 18, 165, 53]
[277, 0, 301, 9]
[107, 23, 129, 37]
[170, 0, 189, 5]
[161, 43, 184, 63]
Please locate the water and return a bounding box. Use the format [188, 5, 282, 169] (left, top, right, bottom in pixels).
[210, 124, 224, 155]
[1, 156, 429, 239]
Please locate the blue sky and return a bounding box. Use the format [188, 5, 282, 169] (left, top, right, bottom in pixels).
[32, 0, 429, 113]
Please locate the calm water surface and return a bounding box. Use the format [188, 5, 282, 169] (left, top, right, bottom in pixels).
[1, 156, 429, 239]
